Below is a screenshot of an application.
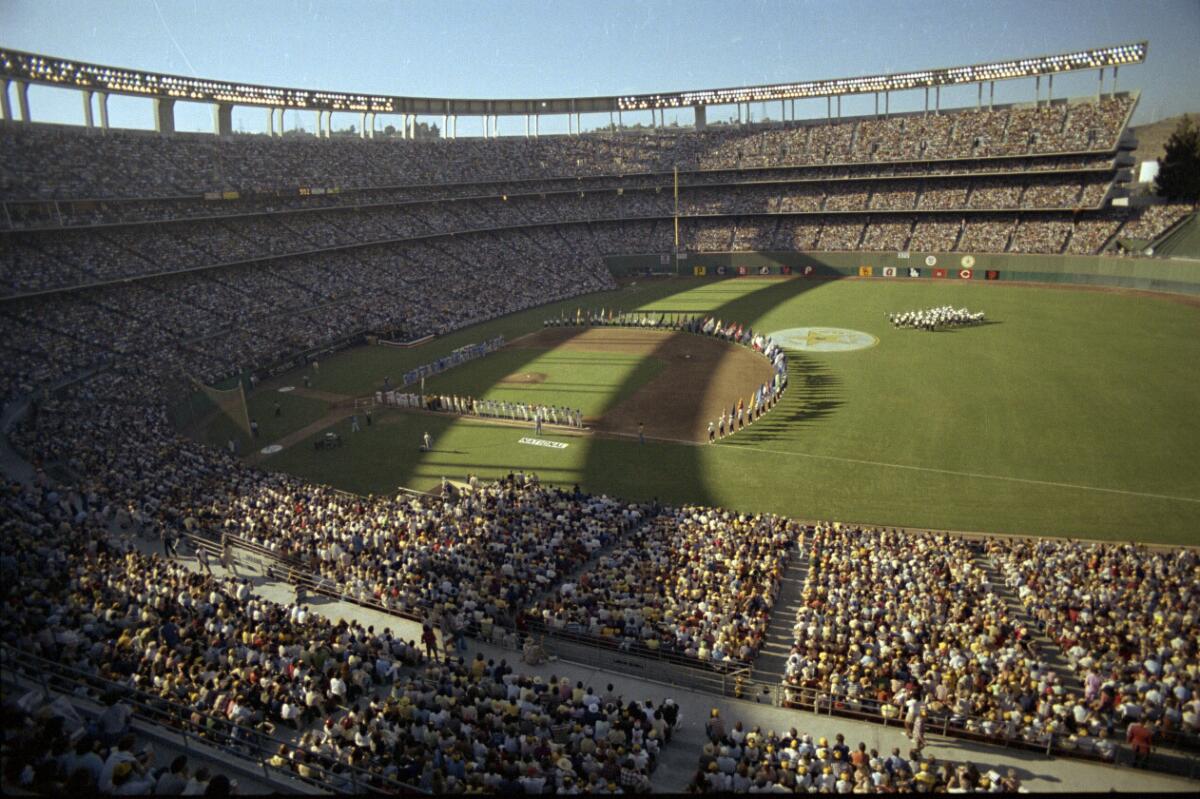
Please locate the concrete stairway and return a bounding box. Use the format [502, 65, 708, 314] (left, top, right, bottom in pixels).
[751, 547, 810, 681]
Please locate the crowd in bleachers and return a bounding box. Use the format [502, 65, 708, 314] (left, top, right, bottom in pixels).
[687, 715, 1026, 793]
[986, 539, 1199, 746]
[779, 524, 1199, 757]
[528, 508, 801, 665]
[4, 172, 1150, 295]
[0, 96, 1133, 202]
[0, 479, 681, 794]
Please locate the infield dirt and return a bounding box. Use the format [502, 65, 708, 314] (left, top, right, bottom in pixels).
[512, 327, 776, 442]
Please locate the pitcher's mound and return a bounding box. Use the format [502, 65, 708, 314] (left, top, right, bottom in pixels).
[499, 371, 548, 384]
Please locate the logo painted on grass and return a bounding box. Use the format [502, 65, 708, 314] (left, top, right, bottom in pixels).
[518, 437, 569, 449]
[772, 327, 878, 352]
[260, 444, 283, 455]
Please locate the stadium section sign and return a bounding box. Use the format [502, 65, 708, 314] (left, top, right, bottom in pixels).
[771, 327, 878, 352]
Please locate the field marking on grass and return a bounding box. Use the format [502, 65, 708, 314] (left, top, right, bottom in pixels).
[721, 443, 1200, 505]
[598, 429, 1200, 505]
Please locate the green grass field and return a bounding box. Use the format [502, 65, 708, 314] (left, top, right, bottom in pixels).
[207, 277, 1200, 544]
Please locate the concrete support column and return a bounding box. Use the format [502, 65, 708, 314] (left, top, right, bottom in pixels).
[453, 115, 458, 139]
[359, 111, 367, 138]
[153, 97, 175, 134]
[14, 80, 31, 123]
[276, 108, 285, 136]
[1112, 66, 1118, 98]
[82, 90, 94, 128]
[924, 87, 929, 116]
[790, 99, 795, 121]
[369, 112, 376, 138]
[874, 92, 879, 117]
[0, 80, 11, 121]
[885, 91, 889, 116]
[566, 113, 572, 136]
[577, 112, 582, 133]
[314, 110, 322, 137]
[836, 95, 841, 119]
[266, 107, 275, 136]
[408, 114, 415, 139]
[977, 82, 982, 110]
[989, 81, 995, 110]
[534, 114, 538, 137]
[617, 109, 622, 128]
[442, 113, 447, 138]
[826, 96, 831, 121]
[212, 102, 232, 136]
[1035, 75, 1041, 105]
[694, 105, 706, 130]
[1097, 68, 1104, 101]
[780, 99, 785, 122]
[935, 86, 940, 114]
[1047, 74, 1053, 103]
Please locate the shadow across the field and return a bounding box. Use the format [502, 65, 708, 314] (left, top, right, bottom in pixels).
[581, 276, 843, 505]
[723, 354, 845, 441]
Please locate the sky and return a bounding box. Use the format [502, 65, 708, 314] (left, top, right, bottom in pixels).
[2, 0, 1198, 136]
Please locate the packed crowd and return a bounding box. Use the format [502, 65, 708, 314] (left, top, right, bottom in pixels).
[986, 538, 1199, 743]
[0, 480, 680, 794]
[0, 154, 1112, 233]
[687, 715, 1027, 793]
[783, 525, 1063, 747]
[889, 306, 986, 330]
[1, 171, 1140, 295]
[527, 507, 802, 665]
[7, 97, 1135, 199]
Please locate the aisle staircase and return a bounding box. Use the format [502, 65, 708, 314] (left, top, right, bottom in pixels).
[750, 547, 810, 682]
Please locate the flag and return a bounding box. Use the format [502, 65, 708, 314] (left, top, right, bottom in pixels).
[882, 266, 897, 277]
[908, 267, 921, 278]
[859, 266, 874, 277]
[985, 270, 1000, 281]
[933, 268, 947, 279]
[958, 269, 973, 280]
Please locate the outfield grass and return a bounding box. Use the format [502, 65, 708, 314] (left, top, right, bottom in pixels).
[223, 277, 1200, 544]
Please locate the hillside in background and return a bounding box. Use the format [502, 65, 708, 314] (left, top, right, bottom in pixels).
[1129, 113, 1200, 169]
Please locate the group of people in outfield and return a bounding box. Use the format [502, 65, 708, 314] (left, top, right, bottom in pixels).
[889, 306, 986, 331]
[377, 389, 583, 428]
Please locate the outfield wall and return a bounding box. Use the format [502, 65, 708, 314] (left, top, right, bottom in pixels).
[606, 252, 1200, 295]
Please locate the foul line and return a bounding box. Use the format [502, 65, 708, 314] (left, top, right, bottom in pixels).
[718, 443, 1200, 505]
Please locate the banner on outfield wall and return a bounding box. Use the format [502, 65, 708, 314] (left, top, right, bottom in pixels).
[933, 268, 947, 278]
[693, 266, 707, 276]
[985, 270, 1001, 281]
[959, 269, 973, 280]
[908, 267, 921, 278]
[882, 267, 897, 277]
[859, 266, 874, 277]
[716, 266, 727, 276]
[759, 266, 771, 275]
[737, 265, 749, 276]
[781, 266, 793, 275]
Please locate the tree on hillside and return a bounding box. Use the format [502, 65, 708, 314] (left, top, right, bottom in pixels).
[1155, 115, 1200, 202]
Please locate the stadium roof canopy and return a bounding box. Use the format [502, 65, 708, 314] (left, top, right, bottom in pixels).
[0, 42, 1146, 118]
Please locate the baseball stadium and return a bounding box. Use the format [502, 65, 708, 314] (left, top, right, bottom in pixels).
[1, 3, 1198, 795]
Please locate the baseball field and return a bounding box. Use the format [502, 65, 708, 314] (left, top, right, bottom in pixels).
[197, 276, 1200, 545]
